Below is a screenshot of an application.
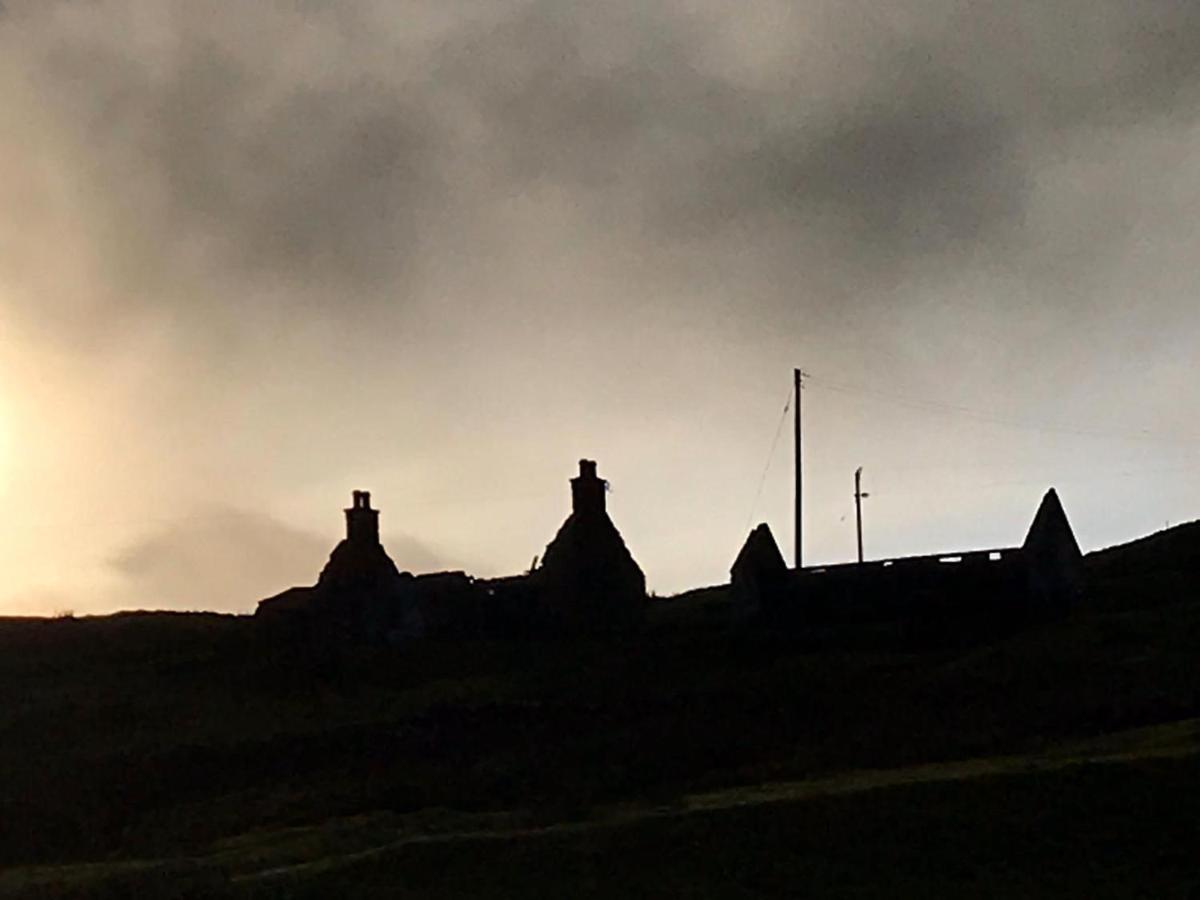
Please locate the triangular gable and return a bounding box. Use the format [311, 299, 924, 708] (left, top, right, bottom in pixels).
[1023, 488, 1082, 560]
[732, 522, 788, 578]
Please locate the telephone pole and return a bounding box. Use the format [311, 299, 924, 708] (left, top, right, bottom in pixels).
[854, 466, 869, 564]
[794, 368, 803, 570]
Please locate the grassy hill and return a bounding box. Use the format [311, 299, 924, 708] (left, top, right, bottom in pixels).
[1086, 519, 1200, 611]
[0, 524, 1196, 897]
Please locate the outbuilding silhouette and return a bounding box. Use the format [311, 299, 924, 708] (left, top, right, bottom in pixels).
[732, 488, 1085, 637]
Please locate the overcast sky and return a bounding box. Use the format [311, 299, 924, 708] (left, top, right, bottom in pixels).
[2, 0, 1199, 613]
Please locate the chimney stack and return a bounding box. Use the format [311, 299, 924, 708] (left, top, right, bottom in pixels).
[345, 490, 380, 543]
[571, 459, 606, 515]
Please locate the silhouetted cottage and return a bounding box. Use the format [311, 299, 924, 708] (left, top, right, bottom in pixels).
[730, 523, 789, 621]
[732, 489, 1084, 637]
[256, 491, 481, 644]
[530, 460, 646, 632]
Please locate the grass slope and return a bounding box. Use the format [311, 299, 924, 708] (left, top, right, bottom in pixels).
[0, 540, 1197, 897]
[3, 726, 1197, 898]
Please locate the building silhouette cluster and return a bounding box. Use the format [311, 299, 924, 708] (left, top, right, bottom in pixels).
[258, 457, 1086, 644]
[732, 489, 1084, 637]
[257, 460, 646, 641]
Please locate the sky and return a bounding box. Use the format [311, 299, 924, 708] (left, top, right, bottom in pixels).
[1, 0, 1199, 614]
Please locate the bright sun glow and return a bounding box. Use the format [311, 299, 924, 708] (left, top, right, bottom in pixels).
[0, 400, 8, 483]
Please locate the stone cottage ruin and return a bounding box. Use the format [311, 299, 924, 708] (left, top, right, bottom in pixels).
[256, 460, 646, 642]
[732, 488, 1085, 635]
[255, 491, 479, 643]
[534, 459, 646, 631]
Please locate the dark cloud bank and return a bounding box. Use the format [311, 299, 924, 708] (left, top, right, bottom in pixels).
[2, 1, 1199, 607]
[6, 0, 1199, 328]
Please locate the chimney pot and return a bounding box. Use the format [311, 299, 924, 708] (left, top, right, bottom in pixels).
[571, 459, 605, 515]
[345, 490, 381, 542]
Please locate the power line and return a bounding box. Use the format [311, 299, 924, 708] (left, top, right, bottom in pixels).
[841, 460, 1198, 500]
[744, 384, 793, 533]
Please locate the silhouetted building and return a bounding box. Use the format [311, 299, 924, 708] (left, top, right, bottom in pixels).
[730, 523, 789, 621]
[532, 459, 646, 632]
[256, 491, 479, 644]
[732, 489, 1084, 636]
[257, 460, 646, 643]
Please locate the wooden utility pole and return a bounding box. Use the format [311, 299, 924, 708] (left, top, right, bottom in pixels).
[794, 368, 803, 570]
[854, 466, 869, 564]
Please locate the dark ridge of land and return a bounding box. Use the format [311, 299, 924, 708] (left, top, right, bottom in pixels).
[655, 517, 1200, 619]
[1, 601, 1197, 873]
[0, 523, 1196, 897]
[1085, 519, 1200, 611]
[1089, 517, 1200, 563]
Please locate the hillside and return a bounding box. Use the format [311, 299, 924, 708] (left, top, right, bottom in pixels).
[0, 587, 1197, 897]
[1085, 519, 1200, 611]
[0, 524, 1197, 896]
[3, 721, 1196, 898]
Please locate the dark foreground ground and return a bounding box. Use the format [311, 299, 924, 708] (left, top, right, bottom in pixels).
[0, 529, 1197, 897]
[5, 738, 1198, 899]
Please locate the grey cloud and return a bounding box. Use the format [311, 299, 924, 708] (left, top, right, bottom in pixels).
[670, 58, 1025, 261]
[430, 0, 1200, 274]
[22, 7, 445, 306]
[380, 531, 449, 575]
[109, 507, 330, 611]
[1011, 2, 1200, 129]
[3, 0, 1200, 609]
[434, 2, 751, 188]
[150, 49, 441, 291]
[7, 0, 1200, 328]
[109, 506, 448, 612]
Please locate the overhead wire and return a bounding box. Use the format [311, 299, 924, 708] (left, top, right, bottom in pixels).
[744, 384, 793, 533]
[741, 370, 1195, 552]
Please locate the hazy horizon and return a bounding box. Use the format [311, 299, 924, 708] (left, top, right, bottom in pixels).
[2, 1, 1199, 614]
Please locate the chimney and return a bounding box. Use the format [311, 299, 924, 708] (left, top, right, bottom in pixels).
[571, 459, 606, 515]
[344, 490, 380, 543]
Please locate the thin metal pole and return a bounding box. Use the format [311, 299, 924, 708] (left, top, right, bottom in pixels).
[794, 368, 803, 570]
[855, 467, 864, 564]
